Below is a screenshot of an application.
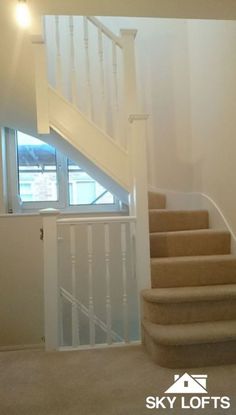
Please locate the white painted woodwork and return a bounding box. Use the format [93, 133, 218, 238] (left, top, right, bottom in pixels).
[121, 223, 129, 342]
[58, 216, 136, 225]
[57, 216, 136, 347]
[112, 41, 120, 141]
[120, 29, 138, 149]
[31, 35, 50, 134]
[129, 114, 151, 291]
[0, 129, 8, 213]
[36, 18, 152, 349]
[83, 17, 93, 118]
[98, 28, 106, 130]
[69, 16, 77, 106]
[104, 223, 112, 344]
[87, 16, 123, 48]
[87, 224, 95, 346]
[48, 86, 130, 192]
[40, 209, 60, 351]
[60, 287, 122, 343]
[55, 16, 63, 93]
[70, 225, 80, 347]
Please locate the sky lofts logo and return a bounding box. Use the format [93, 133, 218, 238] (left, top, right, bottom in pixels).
[146, 373, 231, 410]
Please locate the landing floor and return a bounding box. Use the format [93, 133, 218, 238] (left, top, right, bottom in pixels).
[0, 345, 236, 414]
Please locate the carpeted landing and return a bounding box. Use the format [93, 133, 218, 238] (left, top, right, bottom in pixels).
[0, 345, 236, 415]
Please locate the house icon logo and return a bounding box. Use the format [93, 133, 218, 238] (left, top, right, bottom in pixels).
[145, 373, 231, 409]
[165, 373, 208, 394]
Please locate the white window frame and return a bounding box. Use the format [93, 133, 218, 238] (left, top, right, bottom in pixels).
[6, 129, 122, 214]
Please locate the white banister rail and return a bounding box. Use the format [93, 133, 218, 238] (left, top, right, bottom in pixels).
[86, 16, 123, 48]
[57, 216, 136, 225]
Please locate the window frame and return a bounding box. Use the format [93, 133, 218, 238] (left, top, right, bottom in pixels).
[7, 129, 122, 214]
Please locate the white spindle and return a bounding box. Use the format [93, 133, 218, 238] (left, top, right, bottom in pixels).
[55, 16, 62, 93]
[87, 224, 95, 346]
[104, 223, 112, 345]
[129, 221, 136, 281]
[83, 17, 93, 119]
[98, 28, 106, 130]
[69, 16, 77, 106]
[121, 223, 129, 343]
[112, 41, 119, 141]
[70, 225, 80, 347]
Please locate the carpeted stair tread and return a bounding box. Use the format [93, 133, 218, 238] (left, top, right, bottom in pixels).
[150, 229, 231, 258]
[142, 319, 236, 346]
[148, 191, 166, 209]
[143, 191, 236, 367]
[142, 284, 236, 303]
[149, 209, 209, 232]
[151, 254, 236, 287]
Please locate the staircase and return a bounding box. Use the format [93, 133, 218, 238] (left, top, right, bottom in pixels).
[142, 191, 236, 368]
[35, 16, 151, 351]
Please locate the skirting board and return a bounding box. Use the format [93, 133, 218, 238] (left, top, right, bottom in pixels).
[0, 343, 44, 352]
[148, 185, 236, 254]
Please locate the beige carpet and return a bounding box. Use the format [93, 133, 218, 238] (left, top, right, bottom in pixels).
[0, 345, 236, 415]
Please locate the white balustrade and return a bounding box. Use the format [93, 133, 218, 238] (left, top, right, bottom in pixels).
[55, 216, 137, 349]
[44, 16, 126, 145]
[38, 16, 151, 351]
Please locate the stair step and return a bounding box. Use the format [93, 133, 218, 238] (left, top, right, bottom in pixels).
[142, 285, 236, 324]
[151, 255, 236, 288]
[149, 209, 209, 233]
[150, 229, 231, 258]
[142, 319, 236, 368]
[148, 192, 166, 210]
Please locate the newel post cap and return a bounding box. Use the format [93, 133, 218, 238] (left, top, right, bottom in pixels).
[40, 208, 60, 216]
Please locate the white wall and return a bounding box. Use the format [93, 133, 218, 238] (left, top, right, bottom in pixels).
[98, 17, 193, 191]
[188, 20, 236, 235]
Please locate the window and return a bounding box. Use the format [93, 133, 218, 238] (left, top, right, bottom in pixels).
[17, 134, 58, 202]
[7, 130, 121, 213]
[68, 160, 114, 205]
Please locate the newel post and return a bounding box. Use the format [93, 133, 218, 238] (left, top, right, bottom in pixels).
[121, 29, 151, 291]
[129, 115, 151, 291]
[31, 17, 50, 134]
[40, 209, 60, 351]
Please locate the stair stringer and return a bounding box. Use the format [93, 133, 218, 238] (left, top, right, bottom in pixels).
[46, 86, 130, 203]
